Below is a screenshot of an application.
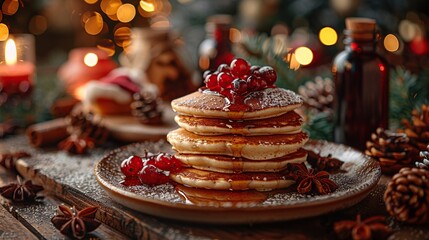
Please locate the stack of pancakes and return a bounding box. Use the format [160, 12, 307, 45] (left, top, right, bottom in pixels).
[167, 88, 309, 191]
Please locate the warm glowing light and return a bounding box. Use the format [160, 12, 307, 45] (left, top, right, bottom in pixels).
[0, 23, 9, 41]
[2, 0, 19, 16]
[140, 0, 155, 12]
[84, 0, 98, 4]
[29, 15, 48, 35]
[84, 53, 98, 67]
[84, 12, 104, 35]
[294, 47, 313, 65]
[74, 85, 86, 100]
[399, 19, 418, 42]
[384, 34, 399, 52]
[97, 39, 116, 56]
[101, 0, 122, 15]
[5, 39, 17, 65]
[319, 27, 338, 46]
[286, 53, 300, 70]
[117, 3, 136, 23]
[114, 27, 131, 47]
[229, 28, 242, 43]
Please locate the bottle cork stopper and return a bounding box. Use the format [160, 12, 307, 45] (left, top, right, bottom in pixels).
[345, 18, 376, 40]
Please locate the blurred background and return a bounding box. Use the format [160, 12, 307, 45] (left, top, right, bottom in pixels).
[1, 0, 429, 139]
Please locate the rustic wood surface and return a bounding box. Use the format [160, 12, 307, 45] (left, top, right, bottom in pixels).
[1, 135, 429, 240]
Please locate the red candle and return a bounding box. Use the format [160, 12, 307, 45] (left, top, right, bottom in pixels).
[0, 39, 35, 95]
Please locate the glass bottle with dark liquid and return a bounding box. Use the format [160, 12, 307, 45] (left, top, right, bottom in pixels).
[198, 15, 234, 73]
[333, 18, 389, 150]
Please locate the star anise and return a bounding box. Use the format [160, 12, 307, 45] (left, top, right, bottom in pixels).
[51, 205, 101, 239]
[0, 176, 43, 202]
[58, 135, 95, 154]
[307, 150, 344, 172]
[334, 214, 392, 240]
[289, 163, 338, 195]
[0, 151, 31, 171]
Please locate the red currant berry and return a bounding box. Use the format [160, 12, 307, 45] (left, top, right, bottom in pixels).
[259, 66, 277, 86]
[169, 156, 183, 173]
[232, 79, 248, 95]
[138, 165, 170, 186]
[246, 75, 260, 91]
[217, 72, 234, 89]
[220, 89, 233, 100]
[217, 64, 231, 74]
[120, 156, 144, 177]
[250, 65, 261, 73]
[205, 74, 218, 89]
[230, 58, 251, 78]
[154, 153, 173, 170]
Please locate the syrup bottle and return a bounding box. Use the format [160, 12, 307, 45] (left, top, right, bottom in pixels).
[332, 18, 389, 150]
[198, 15, 235, 73]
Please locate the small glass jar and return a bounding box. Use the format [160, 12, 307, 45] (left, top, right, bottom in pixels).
[332, 18, 389, 150]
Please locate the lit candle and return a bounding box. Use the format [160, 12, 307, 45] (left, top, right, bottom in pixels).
[0, 37, 35, 95]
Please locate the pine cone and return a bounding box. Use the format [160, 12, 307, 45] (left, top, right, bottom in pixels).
[130, 92, 163, 125]
[66, 110, 109, 145]
[384, 167, 429, 224]
[399, 104, 429, 151]
[298, 76, 334, 114]
[365, 128, 419, 174]
[417, 145, 429, 169]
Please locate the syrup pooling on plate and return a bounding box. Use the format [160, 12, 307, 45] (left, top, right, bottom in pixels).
[202, 58, 277, 112]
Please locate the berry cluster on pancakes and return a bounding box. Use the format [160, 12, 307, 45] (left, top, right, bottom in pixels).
[167, 58, 309, 191]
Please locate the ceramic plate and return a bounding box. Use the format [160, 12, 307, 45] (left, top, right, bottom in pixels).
[94, 140, 381, 224]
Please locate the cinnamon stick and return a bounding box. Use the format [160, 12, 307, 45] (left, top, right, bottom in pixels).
[26, 118, 69, 147]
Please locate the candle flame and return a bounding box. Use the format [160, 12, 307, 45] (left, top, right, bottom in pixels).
[5, 39, 17, 65]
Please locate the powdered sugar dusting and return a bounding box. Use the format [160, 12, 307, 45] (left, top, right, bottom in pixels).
[245, 88, 303, 111]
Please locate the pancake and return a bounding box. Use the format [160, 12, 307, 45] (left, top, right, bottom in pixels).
[167, 128, 308, 160]
[171, 168, 295, 191]
[175, 148, 307, 173]
[171, 88, 303, 120]
[175, 110, 303, 136]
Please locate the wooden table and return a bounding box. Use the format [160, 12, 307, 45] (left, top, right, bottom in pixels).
[1, 135, 428, 240]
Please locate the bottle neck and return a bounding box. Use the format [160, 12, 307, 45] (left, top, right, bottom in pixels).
[343, 29, 377, 53]
[207, 23, 231, 48]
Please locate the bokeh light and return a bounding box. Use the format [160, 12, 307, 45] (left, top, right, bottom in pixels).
[319, 27, 337, 46]
[2, 0, 19, 16]
[101, 0, 122, 15]
[294, 47, 313, 65]
[84, 52, 99, 67]
[83, 11, 104, 35]
[398, 19, 419, 42]
[97, 39, 116, 56]
[384, 34, 399, 52]
[140, 0, 155, 12]
[117, 3, 136, 23]
[0, 23, 9, 41]
[229, 28, 242, 43]
[114, 26, 131, 47]
[84, 0, 98, 4]
[29, 15, 48, 35]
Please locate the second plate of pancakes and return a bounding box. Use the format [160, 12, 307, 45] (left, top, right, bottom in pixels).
[94, 140, 381, 224]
